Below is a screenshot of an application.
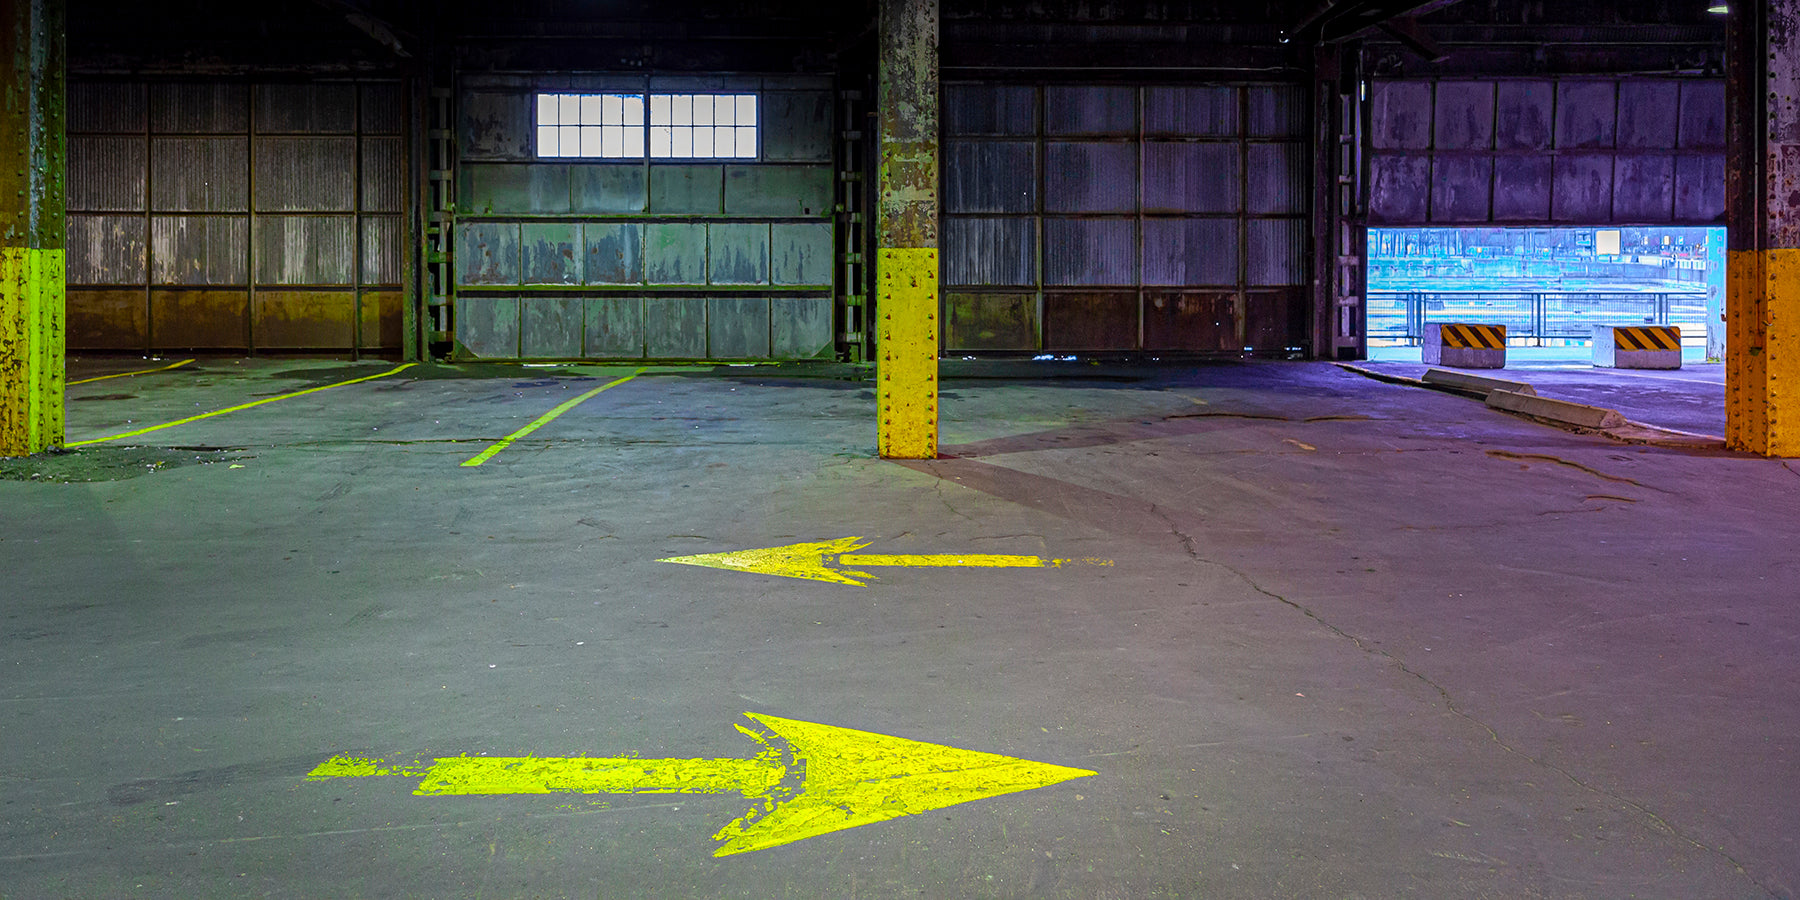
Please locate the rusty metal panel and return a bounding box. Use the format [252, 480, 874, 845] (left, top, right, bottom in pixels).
[151, 83, 248, 133]
[361, 138, 403, 212]
[1144, 142, 1237, 214]
[1244, 289, 1305, 350]
[360, 290, 404, 349]
[944, 85, 1036, 135]
[67, 215, 146, 284]
[150, 289, 250, 348]
[651, 165, 724, 214]
[1246, 142, 1305, 215]
[70, 81, 146, 133]
[1246, 84, 1305, 138]
[584, 297, 644, 357]
[253, 215, 354, 284]
[1045, 86, 1136, 136]
[1617, 81, 1681, 149]
[1144, 290, 1235, 351]
[454, 295, 521, 358]
[1493, 155, 1553, 220]
[945, 292, 1037, 350]
[462, 163, 571, 215]
[521, 296, 585, 358]
[723, 165, 833, 216]
[1045, 218, 1135, 285]
[1611, 155, 1674, 222]
[362, 216, 401, 284]
[151, 216, 247, 285]
[709, 224, 770, 285]
[1551, 154, 1614, 221]
[1495, 82, 1555, 150]
[708, 297, 772, 358]
[1368, 156, 1431, 223]
[460, 91, 532, 161]
[643, 223, 707, 284]
[255, 137, 356, 211]
[360, 83, 403, 135]
[943, 217, 1033, 286]
[1433, 82, 1495, 150]
[772, 222, 833, 286]
[456, 222, 521, 286]
[643, 297, 707, 357]
[1046, 143, 1136, 213]
[584, 222, 644, 284]
[1369, 82, 1432, 150]
[1144, 86, 1237, 136]
[572, 165, 648, 213]
[1430, 157, 1493, 222]
[252, 290, 355, 348]
[69, 136, 146, 211]
[1044, 292, 1137, 350]
[1247, 218, 1304, 286]
[151, 137, 247, 211]
[763, 91, 832, 162]
[522, 223, 582, 285]
[254, 84, 356, 134]
[67, 289, 148, 350]
[1677, 80, 1727, 149]
[945, 141, 1036, 213]
[771, 296, 834, 358]
[1554, 81, 1617, 150]
[1143, 218, 1236, 286]
[1674, 154, 1727, 222]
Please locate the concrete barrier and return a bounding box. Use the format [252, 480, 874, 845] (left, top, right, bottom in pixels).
[1486, 389, 1627, 429]
[1422, 323, 1506, 369]
[1421, 369, 1536, 397]
[1592, 325, 1681, 370]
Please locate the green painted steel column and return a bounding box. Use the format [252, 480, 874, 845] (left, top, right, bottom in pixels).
[0, 0, 66, 457]
[1725, 0, 1800, 455]
[875, 0, 939, 459]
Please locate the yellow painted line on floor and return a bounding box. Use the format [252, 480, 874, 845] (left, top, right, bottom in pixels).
[459, 369, 642, 467]
[65, 363, 415, 447]
[660, 536, 1113, 586]
[307, 712, 1093, 857]
[68, 358, 194, 386]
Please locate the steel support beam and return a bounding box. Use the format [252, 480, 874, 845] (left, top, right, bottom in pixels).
[875, 0, 938, 460]
[0, 0, 65, 457]
[1726, 0, 1800, 455]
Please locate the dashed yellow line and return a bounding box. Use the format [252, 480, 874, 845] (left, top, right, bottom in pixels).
[460, 369, 642, 467]
[65, 363, 416, 447]
[68, 358, 194, 386]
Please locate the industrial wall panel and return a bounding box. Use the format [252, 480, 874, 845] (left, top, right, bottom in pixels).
[360, 138, 404, 212]
[723, 165, 833, 216]
[1673, 154, 1727, 221]
[1492, 155, 1553, 220]
[762, 91, 833, 162]
[151, 290, 249, 348]
[584, 297, 644, 357]
[643, 223, 708, 284]
[522, 223, 583, 285]
[455, 295, 521, 357]
[945, 141, 1037, 213]
[1244, 289, 1305, 350]
[1370, 81, 1432, 149]
[1143, 142, 1237, 214]
[1494, 82, 1555, 151]
[69, 136, 146, 211]
[463, 163, 572, 215]
[643, 297, 708, 357]
[1143, 218, 1237, 286]
[708, 224, 771, 285]
[1617, 81, 1681, 149]
[650, 165, 724, 214]
[255, 84, 357, 134]
[944, 85, 1036, 135]
[67, 289, 148, 350]
[1144, 291, 1235, 351]
[1044, 292, 1137, 350]
[151, 138, 247, 211]
[1551, 154, 1614, 222]
[360, 83, 403, 134]
[1045, 86, 1136, 135]
[151, 216, 247, 285]
[1246, 143, 1306, 215]
[1247, 219, 1304, 286]
[254, 215, 355, 285]
[67, 215, 147, 284]
[70, 82, 146, 133]
[1368, 155, 1431, 223]
[1046, 143, 1137, 213]
[361, 290, 404, 349]
[1044, 218, 1135, 285]
[457, 222, 521, 285]
[1144, 86, 1237, 137]
[460, 91, 533, 161]
[151, 83, 248, 133]
[771, 296, 834, 359]
[1678, 81, 1727, 149]
[255, 137, 357, 211]
[945, 293, 1037, 350]
[1433, 82, 1495, 150]
[708, 297, 772, 358]
[253, 290, 355, 348]
[584, 223, 645, 284]
[362, 216, 402, 285]
[1430, 156, 1493, 222]
[771, 222, 834, 286]
[944, 217, 1034, 286]
[1246, 84, 1306, 138]
[1612, 155, 1675, 222]
[1554, 81, 1617, 150]
[572, 165, 649, 213]
[521, 296, 585, 358]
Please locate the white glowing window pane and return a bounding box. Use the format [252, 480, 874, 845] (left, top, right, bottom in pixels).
[623, 127, 645, 157]
[709, 126, 732, 157]
[676, 95, 696, 126]
[671, 128, 692, 157]
[559, 95, 581, 125]
[538, 125, 559, 156]
[734, 126, 756, 157]
[579, 126, 602, 156]
[601, 125, 622, 157]
[693, 96, 715, 126]
[650, 125, 672, 157]
[578, 95, 602, 125]
[538, 94, 560, 126]
[713, 97, 734, 126]
[602, 94, 623, 124]
[691, 126, 715, 157]
[559, 125, 580, 154]
[622, 96, 644, 126]
[649, 95, 671, 125]
[735, 95, 756, 126]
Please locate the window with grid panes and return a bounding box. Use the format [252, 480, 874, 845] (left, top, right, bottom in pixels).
[536, 92, 756, 159]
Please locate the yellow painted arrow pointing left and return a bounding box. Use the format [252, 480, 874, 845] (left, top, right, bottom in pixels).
[659, 537, 1111, 586]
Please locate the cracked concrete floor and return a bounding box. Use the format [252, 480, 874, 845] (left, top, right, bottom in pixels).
[3, 358, 1796, 899]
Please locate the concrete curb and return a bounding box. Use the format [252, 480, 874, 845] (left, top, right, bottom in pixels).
[1420, 369, 1537, 398]
[1485, 389, 1627, 429]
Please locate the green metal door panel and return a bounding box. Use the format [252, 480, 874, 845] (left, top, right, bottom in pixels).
[522, 223, 582, 285]
[459, 91, 532, 161]
[708, 223, 770, 285]
[707, 297, 771, 358]
[723, 165, 833, 216]
[457, 223, 521, 285]
[649, 165, 724, 213]
[643, 297, 707, 357]
[771, 296, 834, 359]
[761, 91, 833, 162]
[462, 163, 571, 214]
[454, 296, 521, 358]
[644, 223, 708, 285]
[572, 164, 648, 213]
[584, 297, 645, 358]
[945, 292, 1038, 351]
[771, 222, 834, 286]
[521, 296, 584, 358]
[583, 223, 644, 284]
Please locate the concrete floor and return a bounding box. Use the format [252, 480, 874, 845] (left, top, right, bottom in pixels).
[3, 357, 1796, 899]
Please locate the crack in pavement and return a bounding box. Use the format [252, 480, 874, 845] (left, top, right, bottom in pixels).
[1485, 450, 1671, 493]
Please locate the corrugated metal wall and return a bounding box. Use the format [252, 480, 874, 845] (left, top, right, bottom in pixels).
[65, 80, 407, 352]
[1366, 77, 1726, 226]
[451, 74, 837, 361]
[942, 82, 1311, 355]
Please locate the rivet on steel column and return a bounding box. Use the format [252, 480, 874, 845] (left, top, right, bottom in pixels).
[875, 0, 939, 459]
[0, 0, 67, 458]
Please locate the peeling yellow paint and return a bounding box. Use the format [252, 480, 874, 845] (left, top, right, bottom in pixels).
[0, 247, 64, 456]
[658, 536, 1108, 586]
[1727, 249, 1800, 456]
[877, 247, 938, 460]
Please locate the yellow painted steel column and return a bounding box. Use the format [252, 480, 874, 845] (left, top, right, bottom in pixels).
[876, 0, 939, 459]
[1725, 0, 1800, 455]
[0, 0, 66, 457]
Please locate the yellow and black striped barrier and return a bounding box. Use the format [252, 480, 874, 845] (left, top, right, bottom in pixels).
[1424, 322, 1507, 369]
[1593, 325, 1682, 369]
